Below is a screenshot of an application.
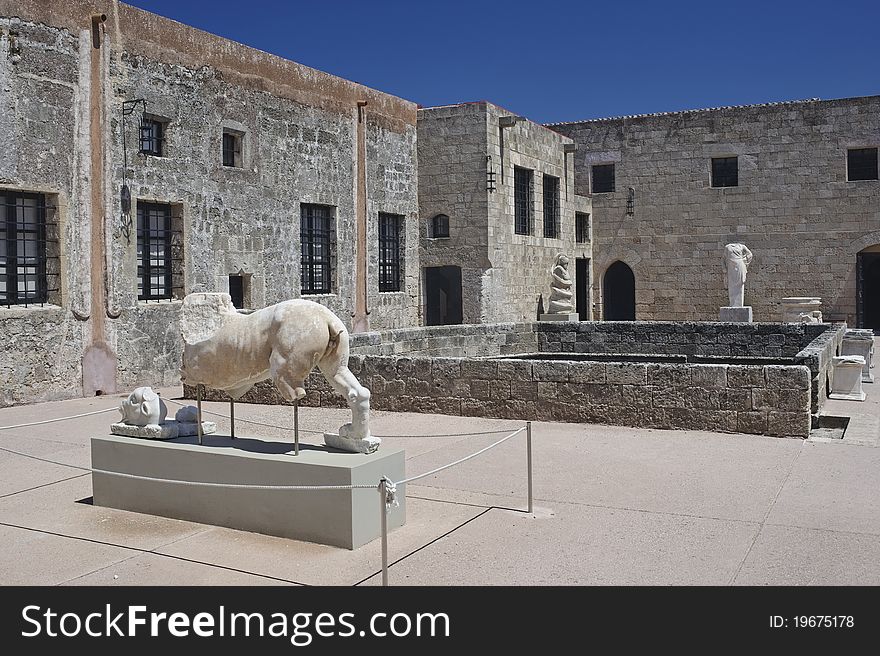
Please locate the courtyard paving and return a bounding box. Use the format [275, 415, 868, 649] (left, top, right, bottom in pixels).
[0, 354, 877, 586]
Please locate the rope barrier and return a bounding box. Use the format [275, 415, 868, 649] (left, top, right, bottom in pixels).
[0, 407, 118, 431]
[165, 397, 520, 439]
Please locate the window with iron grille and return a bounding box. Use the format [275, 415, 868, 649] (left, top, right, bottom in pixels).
[576, 212, 591, 243]
[378, 212, 403, 292]
[137, 202, 176, 301]
[431, 213, 450, 238]
[711, 157, 738, 187]
[591, 164, 615, 193]
[222, 130, 242, 167]
[139, 118, 164, 156]
[514, 166, 533, 235]
[847, 148, 878, 181]
[301, 204, 335, 295]
[1, 191, 58, 307]
[543, 175, 560, 238]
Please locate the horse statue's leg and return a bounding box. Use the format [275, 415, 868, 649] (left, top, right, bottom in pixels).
[269, 350, 308, 401]
[318, 358, 371, 441]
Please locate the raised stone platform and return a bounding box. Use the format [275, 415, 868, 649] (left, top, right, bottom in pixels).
[539, 312, 579, 322]
[719, 306, 752, 322]
[91, 434, 405, 549]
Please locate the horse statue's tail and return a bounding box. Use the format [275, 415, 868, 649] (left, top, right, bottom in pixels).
[324, 313, 350, 364]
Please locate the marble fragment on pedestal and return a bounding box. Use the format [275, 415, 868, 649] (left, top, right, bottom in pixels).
[841, 329, 874, 383]
[829, 355, 866, 401]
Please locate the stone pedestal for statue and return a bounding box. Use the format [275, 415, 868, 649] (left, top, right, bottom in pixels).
[781, 297, 822, 323]
[719, 306, 753, 322]
[829, 355, 866, 401]
[841, 329, 874, 383]
[539, 312, 579, 322]
[91, 434, 406, 549]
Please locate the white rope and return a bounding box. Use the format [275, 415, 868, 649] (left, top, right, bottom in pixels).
[91, 469, 377, 491]
[0, 406, 118, 431]
[166, 397, 519, 439]
[396, 427, 526, 485]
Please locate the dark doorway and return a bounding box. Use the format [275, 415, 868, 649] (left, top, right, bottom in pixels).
[576, 257, 590, 321]
[603, 261, 635, 321]
[857, 251, 880, 330]
[425, 266, 463, 326]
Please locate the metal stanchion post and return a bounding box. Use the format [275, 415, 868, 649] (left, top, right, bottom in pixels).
[293, 400, 299, 456]
[379, 478, 389, 587]
[526, 421, 533, 514]
[197, 384, 203, 446]
[230, 399, 235, 439]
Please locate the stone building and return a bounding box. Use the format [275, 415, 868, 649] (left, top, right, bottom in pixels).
[550, 96, 880, 327]
[0, 0, 418, 406]
[419, 101, 592, 324]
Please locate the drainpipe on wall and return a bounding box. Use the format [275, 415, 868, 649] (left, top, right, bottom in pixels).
[352, 100, 370, 333]
[82, 12, 117, 397]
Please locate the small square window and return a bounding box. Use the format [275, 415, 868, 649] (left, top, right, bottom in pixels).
[711, 157, 738, 188]
[431, 214, 450, 238]
[847, 148, 878, 181]
[222, 130, 243, 168]
[139, 118, 165, 157]
[591, 164, 615, 193]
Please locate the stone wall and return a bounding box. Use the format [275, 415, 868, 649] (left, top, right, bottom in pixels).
[197, 354, 812, 438]
[550, 96, 880, 325]
[0, 0, 419, 406]
[418, 102, 593, 324]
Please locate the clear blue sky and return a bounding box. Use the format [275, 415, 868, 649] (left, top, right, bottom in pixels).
[125, 0, 879, 124]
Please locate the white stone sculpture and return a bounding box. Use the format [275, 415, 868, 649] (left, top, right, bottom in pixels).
[180, 293, 376, 454]
[797, 310, 823, 324]
[722, 243, 753, 308]
[829, 355, 866, 401]
[841, 329, 874, 383]
[540, 254, 578, 321]
[110, 386, 216, 440]
[781, 297, 822, 323]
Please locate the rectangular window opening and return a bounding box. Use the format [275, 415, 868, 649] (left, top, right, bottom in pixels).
[711, 156, 738, 188]
[222, 130, 243, 168]
[139, 118, 165, 157]
[591, 164, 615, 193]
[847, 148, 879, 181]
[301, 204, 335, 295]
[576, 212, 591, 244]
[514, 167, 534, 236]
[543, 175, 560, 239]
[378, 212, 403, 292]
[1, 191, 58, 308]
[137, 201, 182, 301]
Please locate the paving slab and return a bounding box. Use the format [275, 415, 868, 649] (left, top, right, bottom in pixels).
[734, 524, 880, 585]
[62, 552, 295, 586]
[766, 441, 880, 535]
[400, 422, 803, 523]
[0, 476, 209, 551]
[0, 524, 136, 585]
[154, 497, 484, 586]
[361, 502, 761, 586]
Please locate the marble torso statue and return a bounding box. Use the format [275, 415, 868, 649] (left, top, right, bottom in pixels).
[722, 243, 753, 307]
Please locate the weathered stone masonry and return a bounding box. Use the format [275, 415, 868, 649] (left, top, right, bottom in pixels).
[0, 0, 418, 406]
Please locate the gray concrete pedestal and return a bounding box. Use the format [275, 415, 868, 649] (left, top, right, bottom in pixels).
[91, 434, 405, 549]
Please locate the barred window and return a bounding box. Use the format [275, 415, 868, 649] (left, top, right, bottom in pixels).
[139, 118, 164, 156]
[711, 157, 738, 188]
[301, 204, 334, 295]
[847, 148, 878, 181]
[576, 212, 591, 243]
[137, 202, 176, 300]
[378, 212, 403, 292]
[431, 213, 449, 238]
[222, 130, 242, 167]
[591, 164, 615, 193]
[543, 175, 560, 238]
[514, 166, 533, 236]
[1, 191, 58, 307]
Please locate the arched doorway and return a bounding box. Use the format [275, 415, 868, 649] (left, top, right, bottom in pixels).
[857, 247, 880, 329]
[603, 261, 635, 321]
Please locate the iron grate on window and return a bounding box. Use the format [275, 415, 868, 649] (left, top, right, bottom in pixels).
[711, 157, 738, 188]
[378, 213, 403, 292]
[139, 119, 164, 156]
[514, 167, 533, 235]
[591, 164, 615, 193]
[431, 213, 450, 238]
[543, 175, 560, 239]
[1, 191, 58, 308]
[848, 148, 879, 181]
[576, 212, 591, 244]
[301, 204, 334, 295]
[222, 131, 241, 167]
[136, 202, 178, 301]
